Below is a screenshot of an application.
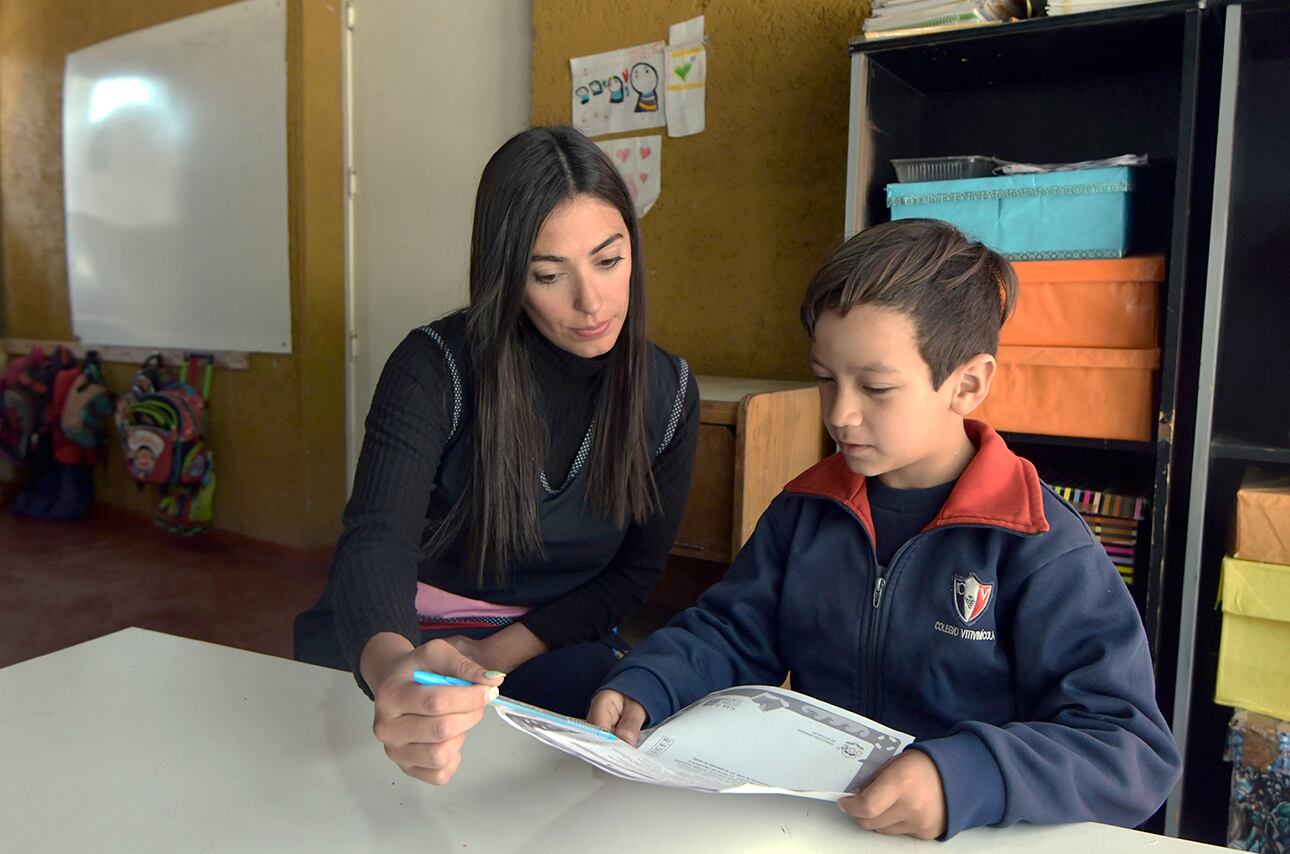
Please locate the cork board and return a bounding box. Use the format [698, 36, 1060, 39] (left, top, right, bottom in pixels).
[533, 0, 865, 380]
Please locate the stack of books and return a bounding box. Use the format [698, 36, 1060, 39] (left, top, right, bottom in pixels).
[861, 0, 1029, 40]
[1047, 479, 1149, 585]
[1045, 0, 1166, 16]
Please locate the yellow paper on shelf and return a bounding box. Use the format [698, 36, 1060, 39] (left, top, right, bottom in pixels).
[1215, 556, 1290, 721]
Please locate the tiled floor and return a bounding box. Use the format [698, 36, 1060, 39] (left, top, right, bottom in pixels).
[0, 511, 330, 669]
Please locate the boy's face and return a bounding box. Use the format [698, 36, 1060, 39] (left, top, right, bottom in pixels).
[810, 305, 980, 489]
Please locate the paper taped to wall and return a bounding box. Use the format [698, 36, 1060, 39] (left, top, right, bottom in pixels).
[666, 15, 705, 137]
[596, 134, 661, 217]
[571, 42, 667, 137]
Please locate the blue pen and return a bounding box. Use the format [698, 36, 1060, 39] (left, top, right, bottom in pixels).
[412, 670, 618, 741]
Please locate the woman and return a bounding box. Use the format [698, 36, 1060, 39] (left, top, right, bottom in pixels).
[293, 125, 698, 785]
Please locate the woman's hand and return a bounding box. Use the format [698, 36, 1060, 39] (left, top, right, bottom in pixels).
[361, 633, 506, 785]
[442, 623, 549, 675]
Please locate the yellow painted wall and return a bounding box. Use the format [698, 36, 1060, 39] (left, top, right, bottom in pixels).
[0, 0, 346, 549]
[533, 0, 867, 380]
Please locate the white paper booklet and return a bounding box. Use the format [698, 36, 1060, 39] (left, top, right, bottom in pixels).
[491, 685, 914, 800]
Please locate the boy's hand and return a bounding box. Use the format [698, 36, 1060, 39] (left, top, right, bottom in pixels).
[586, 689, 647, 745]
[837, 750, 947, 840]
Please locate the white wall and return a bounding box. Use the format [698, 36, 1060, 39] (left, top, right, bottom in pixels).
[345, 1, 533, 486]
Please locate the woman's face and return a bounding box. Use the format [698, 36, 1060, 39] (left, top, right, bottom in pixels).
[523, 195, 631, 358]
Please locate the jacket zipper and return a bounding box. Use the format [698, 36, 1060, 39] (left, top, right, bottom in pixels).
[866, 522, 1048, 719]
[824, 494, 1044, 719]
[866, 537, 918, 719]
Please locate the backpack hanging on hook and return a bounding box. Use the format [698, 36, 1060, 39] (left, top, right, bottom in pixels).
[119, 352, 217, 536]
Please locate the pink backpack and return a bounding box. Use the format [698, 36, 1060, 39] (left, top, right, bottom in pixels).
[1, 347, 76, 463]
[118, 353, 217, 536]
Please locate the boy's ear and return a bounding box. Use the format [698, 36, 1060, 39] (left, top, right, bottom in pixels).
[948, 353, 996, 417]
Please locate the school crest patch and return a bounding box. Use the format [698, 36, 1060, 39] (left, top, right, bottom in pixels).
[952, 573, 993, 626]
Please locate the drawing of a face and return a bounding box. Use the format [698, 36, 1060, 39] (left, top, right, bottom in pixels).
[607, 75, 625, 104]
[575, 86, 590, 104]
[134, 446, 155, 471]
[630, 63, 658, 96]
[128, 430, 165, 474]
[589, 80, 603, 96]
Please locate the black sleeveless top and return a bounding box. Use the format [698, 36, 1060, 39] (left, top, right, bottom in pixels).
[418, 311, 689, 604]
[327, 309, 699, 672]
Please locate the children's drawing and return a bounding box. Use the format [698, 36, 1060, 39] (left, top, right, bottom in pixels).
[665, 16, 706, 138]
[595, 134, 660, 218]
[570, 42, 666, 136]
[607, 76, 625, 104]
[630, 62, 660, 113]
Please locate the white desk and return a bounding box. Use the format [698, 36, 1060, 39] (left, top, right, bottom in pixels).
[0, 629, 1221, 853]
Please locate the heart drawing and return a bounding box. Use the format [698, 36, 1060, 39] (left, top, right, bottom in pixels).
[616, 148, 631, 163]
[640, 147, 652, 159]
[639, 173, 649, 183]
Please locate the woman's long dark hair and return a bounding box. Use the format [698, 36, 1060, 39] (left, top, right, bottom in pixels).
[428, 126, 658, 588]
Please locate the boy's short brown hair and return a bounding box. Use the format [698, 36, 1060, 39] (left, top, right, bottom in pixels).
[800, 219, 1019, 389]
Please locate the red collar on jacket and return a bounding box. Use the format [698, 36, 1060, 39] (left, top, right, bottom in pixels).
[783, 420, 1049, 544]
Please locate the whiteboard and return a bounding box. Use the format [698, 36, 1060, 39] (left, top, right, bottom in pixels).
[62, 0, 292, 354]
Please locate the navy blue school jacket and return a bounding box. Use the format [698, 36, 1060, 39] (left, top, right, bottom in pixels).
[600, 420, 1181, 838]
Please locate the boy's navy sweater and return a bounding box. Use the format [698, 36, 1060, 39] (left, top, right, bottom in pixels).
[601, 420, 1181, 839]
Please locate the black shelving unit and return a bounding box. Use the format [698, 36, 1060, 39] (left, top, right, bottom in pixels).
[1001, 431, 1156, 454]
[1167, 0, 1290, 843]
[845, 1, 1218, 722]
[1210, 433, 1290, 465]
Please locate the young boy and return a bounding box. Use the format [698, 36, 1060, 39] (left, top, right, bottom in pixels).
[588, 219, 1181, 839]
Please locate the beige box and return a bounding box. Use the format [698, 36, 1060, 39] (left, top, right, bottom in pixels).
[1234, 475, 1290, 565]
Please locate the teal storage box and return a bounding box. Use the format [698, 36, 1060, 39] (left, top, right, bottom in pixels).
[886, 166, 1138, 260]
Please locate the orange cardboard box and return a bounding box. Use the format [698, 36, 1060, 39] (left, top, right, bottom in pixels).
[1003, 256, 1164, 349]
[1234, 474, 1290, 565]
[975, 345, 1160, 441]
